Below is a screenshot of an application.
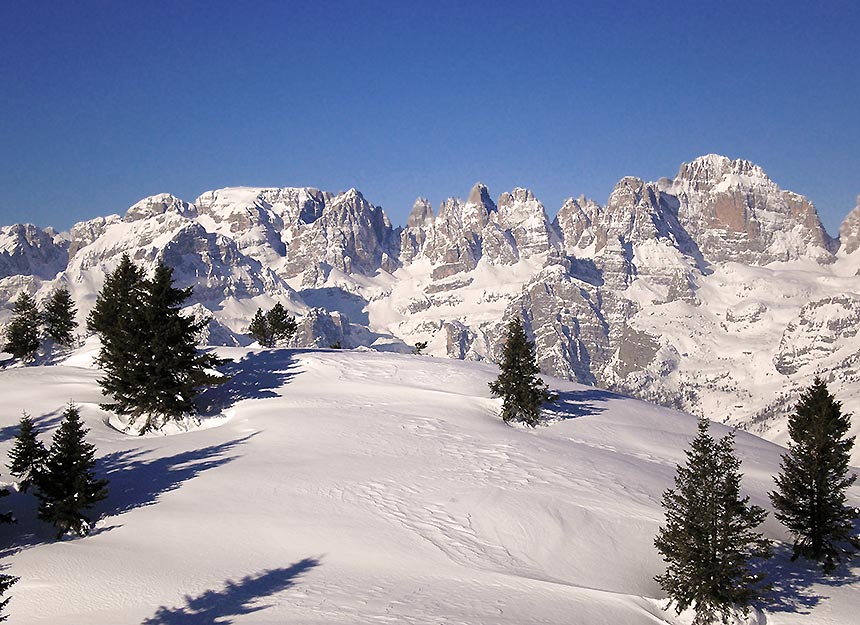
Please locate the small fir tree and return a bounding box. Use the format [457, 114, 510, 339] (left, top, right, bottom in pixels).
[488, 317, 553, 426]
[267, 302, 297, 344]
[248, 308, 274, 347]
[655, 417, 771, 625]
[42, 287, 77, 346]
[7, 413, 47, 493]
[770, 378, 859, 571]
[248, 303, 297, 347]
[0, 572, 18, 622]
[35, 403, 108, 538]
[412, 340, 428, 355]
[3, 291, 40, 361]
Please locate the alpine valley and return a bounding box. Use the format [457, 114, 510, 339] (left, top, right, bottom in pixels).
[3, 154, 860, 460]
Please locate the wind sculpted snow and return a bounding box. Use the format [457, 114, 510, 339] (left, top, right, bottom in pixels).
[0, 348, 857, 624]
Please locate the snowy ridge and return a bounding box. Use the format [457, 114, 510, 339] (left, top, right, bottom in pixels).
[1, 155, 860, 459]
[0, 348, 857, 624]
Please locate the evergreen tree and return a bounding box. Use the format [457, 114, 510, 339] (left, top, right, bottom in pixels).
[3, 291, 40, 361]
[655, 417, 771, 625]
[0, 572, 18, 622]
[35, 403, 108, 538]
[412, 341, 428, 355]
[267, 302, 297, 344]
[88, 256, 224, 432]
[248, 308, 274, 347]
[134, 260, 224, 431]
[87, 254, 148, 415]
[769, 378, 859, 571]
[7, 413, 47, 493]
[42, 287, 77, 346]
[248, 303, 297, 347]
[488, 317, 554, 426]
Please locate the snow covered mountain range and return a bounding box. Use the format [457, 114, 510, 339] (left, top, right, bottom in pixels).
[3, 154, 860, 456]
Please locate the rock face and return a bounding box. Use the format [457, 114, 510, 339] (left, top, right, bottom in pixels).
[672, 155, 836, 264]
[839, 197, 860, 255]
[2, 154, 859, 456]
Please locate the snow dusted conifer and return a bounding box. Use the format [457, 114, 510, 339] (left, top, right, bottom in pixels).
[3, 291, 40, 361]
[770, 378, 859, 571]
[35, 403, 108, 538]
[42, 287, 77, 346]
[7, 413, 47, 493]
[655, 417, 771, 625]
[489, 316, 553, 427]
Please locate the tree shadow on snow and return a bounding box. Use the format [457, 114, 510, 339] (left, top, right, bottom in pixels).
[754, 542, 860, 614]
[0, 409, 63, 444]
[196, 350, 300, 416]
[97, 434, 257, 517]
[0, 434, 256, 557]
[543, 388, 615, 421]
[141, 557, 321, 625]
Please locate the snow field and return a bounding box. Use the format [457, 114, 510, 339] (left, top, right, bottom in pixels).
[0, 348, 857, 624]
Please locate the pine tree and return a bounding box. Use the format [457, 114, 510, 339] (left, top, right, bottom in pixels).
[7, 412, 47, 493]
[35, 403, 108, 538]
[0, 572, 18, 622]
[267, 302, 297, 344]
[655, 417, 771, 625]
[248, 303, 297, 348]
[769, 378, 859, 572]
[88, 256, 225, 432]
[488, 317, 554, 426]
[42, 287, 77, 346]
[87, 254, 148, 415]
[134, 260, 225, 431]
[248, 308, 274, 347]
[3, 291, 40, 361]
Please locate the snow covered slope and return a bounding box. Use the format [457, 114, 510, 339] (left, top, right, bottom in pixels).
[0, 348, 857, 624]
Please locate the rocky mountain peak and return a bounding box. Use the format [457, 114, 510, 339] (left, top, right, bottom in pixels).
[466, 183, 496, 212]
[675, 154, 769, 193]
[407, 198, 434, 228]
[124, 193, 196, 223]
[839, 197, 860, 255]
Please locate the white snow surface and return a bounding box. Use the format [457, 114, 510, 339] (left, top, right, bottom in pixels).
[0, 348, 857, 624]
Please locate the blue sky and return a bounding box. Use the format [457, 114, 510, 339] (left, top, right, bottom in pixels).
[1, 1, 858, 234]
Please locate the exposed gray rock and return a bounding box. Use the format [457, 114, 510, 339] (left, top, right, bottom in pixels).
[0, 224, 69, 280]
[839, 197, 860, 255]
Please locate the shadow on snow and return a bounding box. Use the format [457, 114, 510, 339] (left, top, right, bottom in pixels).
[754, 541, 860, 614]
[0, 409, 63, 444]
[543, 388, 616, 421]
[141, 557, 321, 625]
[196, 350, 300, 416]
[0, 434, 255, 557]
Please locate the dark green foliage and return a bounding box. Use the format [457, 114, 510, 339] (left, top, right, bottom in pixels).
[88, 256, 226, 433]
[7, 413, 47, 493]
[3, 291, 40, 361]
[0, 573, 18, 622]
[0, 485, 11, 525]
[412, 341, 428, 355]
[655, 417, 771, 625]
[769, 378, 859, 572]
[488, 317, 554, 427]
[88, 253, 148, 416]
[248, 303, 297, 348]
[35, 403, 108, 539]
[328, 340, 342, 349]
[42, 287, 77, 346]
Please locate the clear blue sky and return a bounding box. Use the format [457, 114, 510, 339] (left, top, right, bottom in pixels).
[1, 1, 858, 235]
